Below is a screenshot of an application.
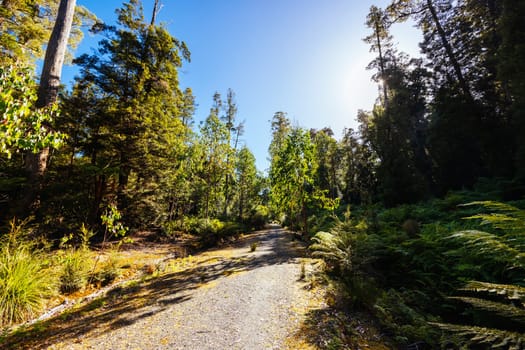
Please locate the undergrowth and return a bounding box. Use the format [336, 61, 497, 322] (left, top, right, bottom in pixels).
[310, 189, 525, 348]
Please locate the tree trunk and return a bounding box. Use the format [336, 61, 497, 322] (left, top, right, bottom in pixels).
[374, 21, 389, 107]
[20, 0, 76, 215]
[426, 0, 472, 99]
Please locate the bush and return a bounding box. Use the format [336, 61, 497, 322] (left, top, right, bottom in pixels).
[0, 221, 55, 326]
[91, 255, 120, 287]
[58, 248, 90, 294]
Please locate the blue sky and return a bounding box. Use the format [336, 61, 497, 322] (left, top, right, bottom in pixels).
[64, 0, 421, 172]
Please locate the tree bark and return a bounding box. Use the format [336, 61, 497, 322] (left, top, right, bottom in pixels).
[19, 0, 76, 215]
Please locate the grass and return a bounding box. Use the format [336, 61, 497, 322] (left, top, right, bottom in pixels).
[0, 221, 56, 326]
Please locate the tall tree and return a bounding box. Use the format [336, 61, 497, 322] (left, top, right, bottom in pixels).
[363, 5, 431, 204]
[364, 5, 393, 107]
[498, 0, 525, 179]
[198, 95, 230, 219]
[311, 128, 339, 200]
[338, 126, 376, 205]
[235, 146, 257, 221]
[221, 89, 243, 217]
[72, 0, 191, 227]
[20, 0, 77, 214]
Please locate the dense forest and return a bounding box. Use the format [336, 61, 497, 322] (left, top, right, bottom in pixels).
[1, 0, 525, 348]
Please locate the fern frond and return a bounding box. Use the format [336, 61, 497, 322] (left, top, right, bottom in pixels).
[448, 296, 525, 324]
[448, 230, 525, 268]
[430, 322, 525, 349]
[461, 201, 525, 232]
[461, 281, 525, 304]
[311, 231, 352, 270]
[460, 201, 521, 213]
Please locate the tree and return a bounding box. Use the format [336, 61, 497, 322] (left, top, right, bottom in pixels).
[0, 65, 64, 159]
[362, 5, 432, 204]
[364, 5, 393, 107]
[387, 0, 517, 185]
[268, 111, 291, 163]
[269, 125, 336, 233]
[220, 89, 243, 217]
[338, 126, 376, 205]
[198, 95, 230, 219]
[20, 0, 77, 214]
[498, 0, 525, 179]
[0, 0, 95, 65]
[235, 146, 257, 221]
[71, 0, 191, 227]
[311, 128, 339, 200]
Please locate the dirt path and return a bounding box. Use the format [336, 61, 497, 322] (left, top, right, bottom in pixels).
[2, 225, 315, 349]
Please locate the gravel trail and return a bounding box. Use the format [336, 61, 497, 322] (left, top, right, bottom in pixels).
[4, 225, 312, 350]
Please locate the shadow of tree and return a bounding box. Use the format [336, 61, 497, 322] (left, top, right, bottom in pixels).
[0, 227, 306, 349]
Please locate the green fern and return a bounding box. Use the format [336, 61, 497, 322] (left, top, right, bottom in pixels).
[430, 322, 524, 349]
[436, 202, 525, 349]
[449, 202, 525, 270]
[448, 296, 525, 324]
[310, 212, 368, 273]
[448, 230, 525, 269]
[460, 281, 525, 305]
[310, 230, 353, 272]
[460, 201, 525, 251]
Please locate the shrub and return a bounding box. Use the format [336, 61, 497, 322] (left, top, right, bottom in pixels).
[58, 225, 93, 294]
[59, 248, 90, 294]
[0, 220, 55, 326]
[91, 255, 120, 287]
[310, 210, 368, 275]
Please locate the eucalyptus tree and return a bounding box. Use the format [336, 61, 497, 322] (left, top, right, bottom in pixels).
[14, 0, 77, 215]
[198, 96, 230, 219]
[364, 5, 393, 107]
[220, 89, 244, 217]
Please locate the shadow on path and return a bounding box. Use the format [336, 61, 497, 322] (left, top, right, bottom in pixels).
[0, 226, 306, 350]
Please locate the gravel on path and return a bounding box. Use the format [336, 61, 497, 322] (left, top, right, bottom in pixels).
[4, 225, 314, 350]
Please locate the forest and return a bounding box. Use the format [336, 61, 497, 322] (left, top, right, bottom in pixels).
[1, 0, 525, 348]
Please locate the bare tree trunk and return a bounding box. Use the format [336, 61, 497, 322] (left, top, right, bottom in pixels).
[20, 0, 76, 214]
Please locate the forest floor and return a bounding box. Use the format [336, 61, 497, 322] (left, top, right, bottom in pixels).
[1, 225, 390, 349]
